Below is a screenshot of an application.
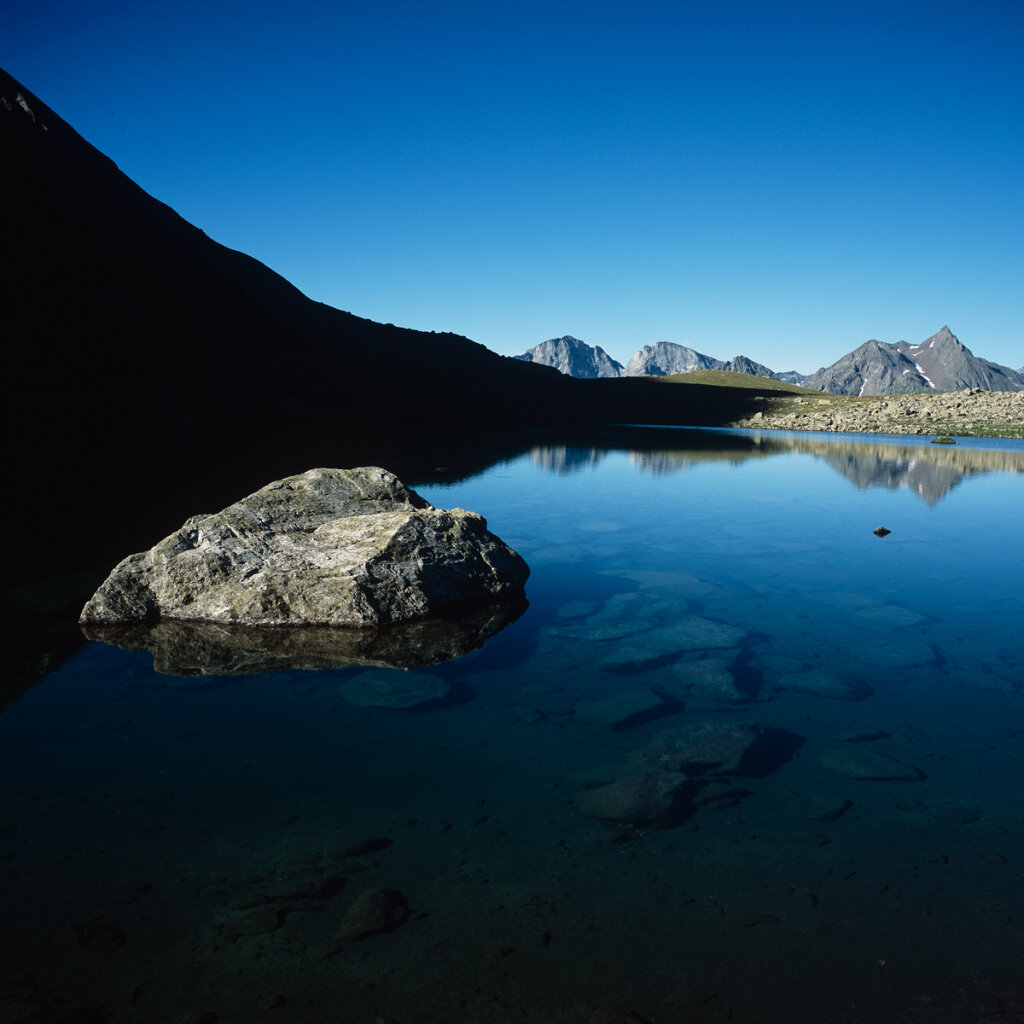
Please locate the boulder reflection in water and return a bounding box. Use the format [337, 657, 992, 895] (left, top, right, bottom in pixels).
[81, 598, 527, 676]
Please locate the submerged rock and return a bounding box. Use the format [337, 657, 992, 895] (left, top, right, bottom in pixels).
[628, 721, 760, 775]
[575, 771, 696, 827]
[837, 728, 889, 743]
[336, 888, 408, 939]
[600, 617, 749, 670]
[820, 748, 924, 780]
[80, 467, 529, 628]
[665, 658, 748, 703]
[338, 668, 449, 708]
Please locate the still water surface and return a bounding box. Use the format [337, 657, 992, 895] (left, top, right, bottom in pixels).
[2, 428, 1023, 1023]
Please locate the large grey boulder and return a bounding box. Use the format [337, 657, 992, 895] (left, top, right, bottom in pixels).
[80, 467, 529, 628]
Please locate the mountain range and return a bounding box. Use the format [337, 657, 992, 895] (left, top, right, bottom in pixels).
[515, 337, 789, 381]
[516, 330, 1024, 395]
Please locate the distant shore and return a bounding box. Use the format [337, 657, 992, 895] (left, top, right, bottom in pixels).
[726, 387, 1024, 439]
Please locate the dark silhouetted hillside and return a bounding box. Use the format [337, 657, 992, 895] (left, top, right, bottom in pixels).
[1, 68, 767, 581]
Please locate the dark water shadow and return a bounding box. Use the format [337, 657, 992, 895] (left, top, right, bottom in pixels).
[608, 694, 686, 731]
[405, 680, 478, 712]
[737, 727, 807, 778]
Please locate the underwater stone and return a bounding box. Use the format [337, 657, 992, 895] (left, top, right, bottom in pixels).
[575, 771, 696, 827]
[628, 721, 760, 775]
[338, 668, 450, 708]
[665, 658, 748, 703]
[336, 888, 409, 939]
[820, 748, 924, 780]
[599, 617, 749, 670]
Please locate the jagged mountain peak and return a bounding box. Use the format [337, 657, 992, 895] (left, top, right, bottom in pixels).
[907, 325, 959, 350]
[623, 341, 721, 377]
[514, 336, 624, 378]
[806, 327, 1023, 395]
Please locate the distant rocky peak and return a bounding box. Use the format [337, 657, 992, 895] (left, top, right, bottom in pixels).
[909, 325, 959, 351]
[514, 336, 623, 379]
[623, 341, 721, 377]
[806, 326, 1024, 395]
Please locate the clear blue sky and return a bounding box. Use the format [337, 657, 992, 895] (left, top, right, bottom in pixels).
[4, 0, 1022, 373]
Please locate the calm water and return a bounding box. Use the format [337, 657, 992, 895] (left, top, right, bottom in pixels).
[2, 428, 1023, 1023]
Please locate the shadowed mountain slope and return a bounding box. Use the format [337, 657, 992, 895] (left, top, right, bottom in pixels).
[1, 68, 770, 581]
[1, 68, 572, 444]
[1, 69, 769, 444]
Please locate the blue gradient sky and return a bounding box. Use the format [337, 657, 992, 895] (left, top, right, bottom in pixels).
[4, 0, 1022, 373]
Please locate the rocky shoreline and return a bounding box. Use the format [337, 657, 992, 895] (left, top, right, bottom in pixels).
[728, 387, 1024, 438]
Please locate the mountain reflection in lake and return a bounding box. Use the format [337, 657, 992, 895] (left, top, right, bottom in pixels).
[1, 428, 1022, 1024]
[535, 428, 1024, 505]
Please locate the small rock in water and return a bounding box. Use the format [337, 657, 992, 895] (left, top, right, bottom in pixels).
[873, 526, 891, 537]
[667, 658, 748, 703]
[336, 888, 408, 940]
[776, 669, 871, 701]
[837, 728, 889, 743]
[855, 639, 937, 669]
[516, 708, 546, 724]
[549, 591, 665, 640]
[820, 748, 924, 780]
[338, 669, 449, 708]
[691, 778, 754, 810]
[854, 604, 927, 628]
[600, 617, 749, 670]
[628, 721, 759, 775]
[808, 797, 853, 822]
[575, 771, 696, 828]
[336, 831, 393, 857]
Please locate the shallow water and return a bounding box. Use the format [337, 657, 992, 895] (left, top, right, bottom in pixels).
[2, 428, 1023, 1023]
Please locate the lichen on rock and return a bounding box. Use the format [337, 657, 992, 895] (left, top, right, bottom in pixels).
[80, 467, 529, 629]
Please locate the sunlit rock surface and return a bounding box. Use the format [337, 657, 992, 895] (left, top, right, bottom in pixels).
[80, 467, 530, 629]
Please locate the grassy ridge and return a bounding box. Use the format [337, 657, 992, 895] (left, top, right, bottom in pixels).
[651, 370, 1023, 438]
[658, 369, 818, 393]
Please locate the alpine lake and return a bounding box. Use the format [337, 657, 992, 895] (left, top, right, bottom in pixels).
[2, 426, 1023, 1024]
